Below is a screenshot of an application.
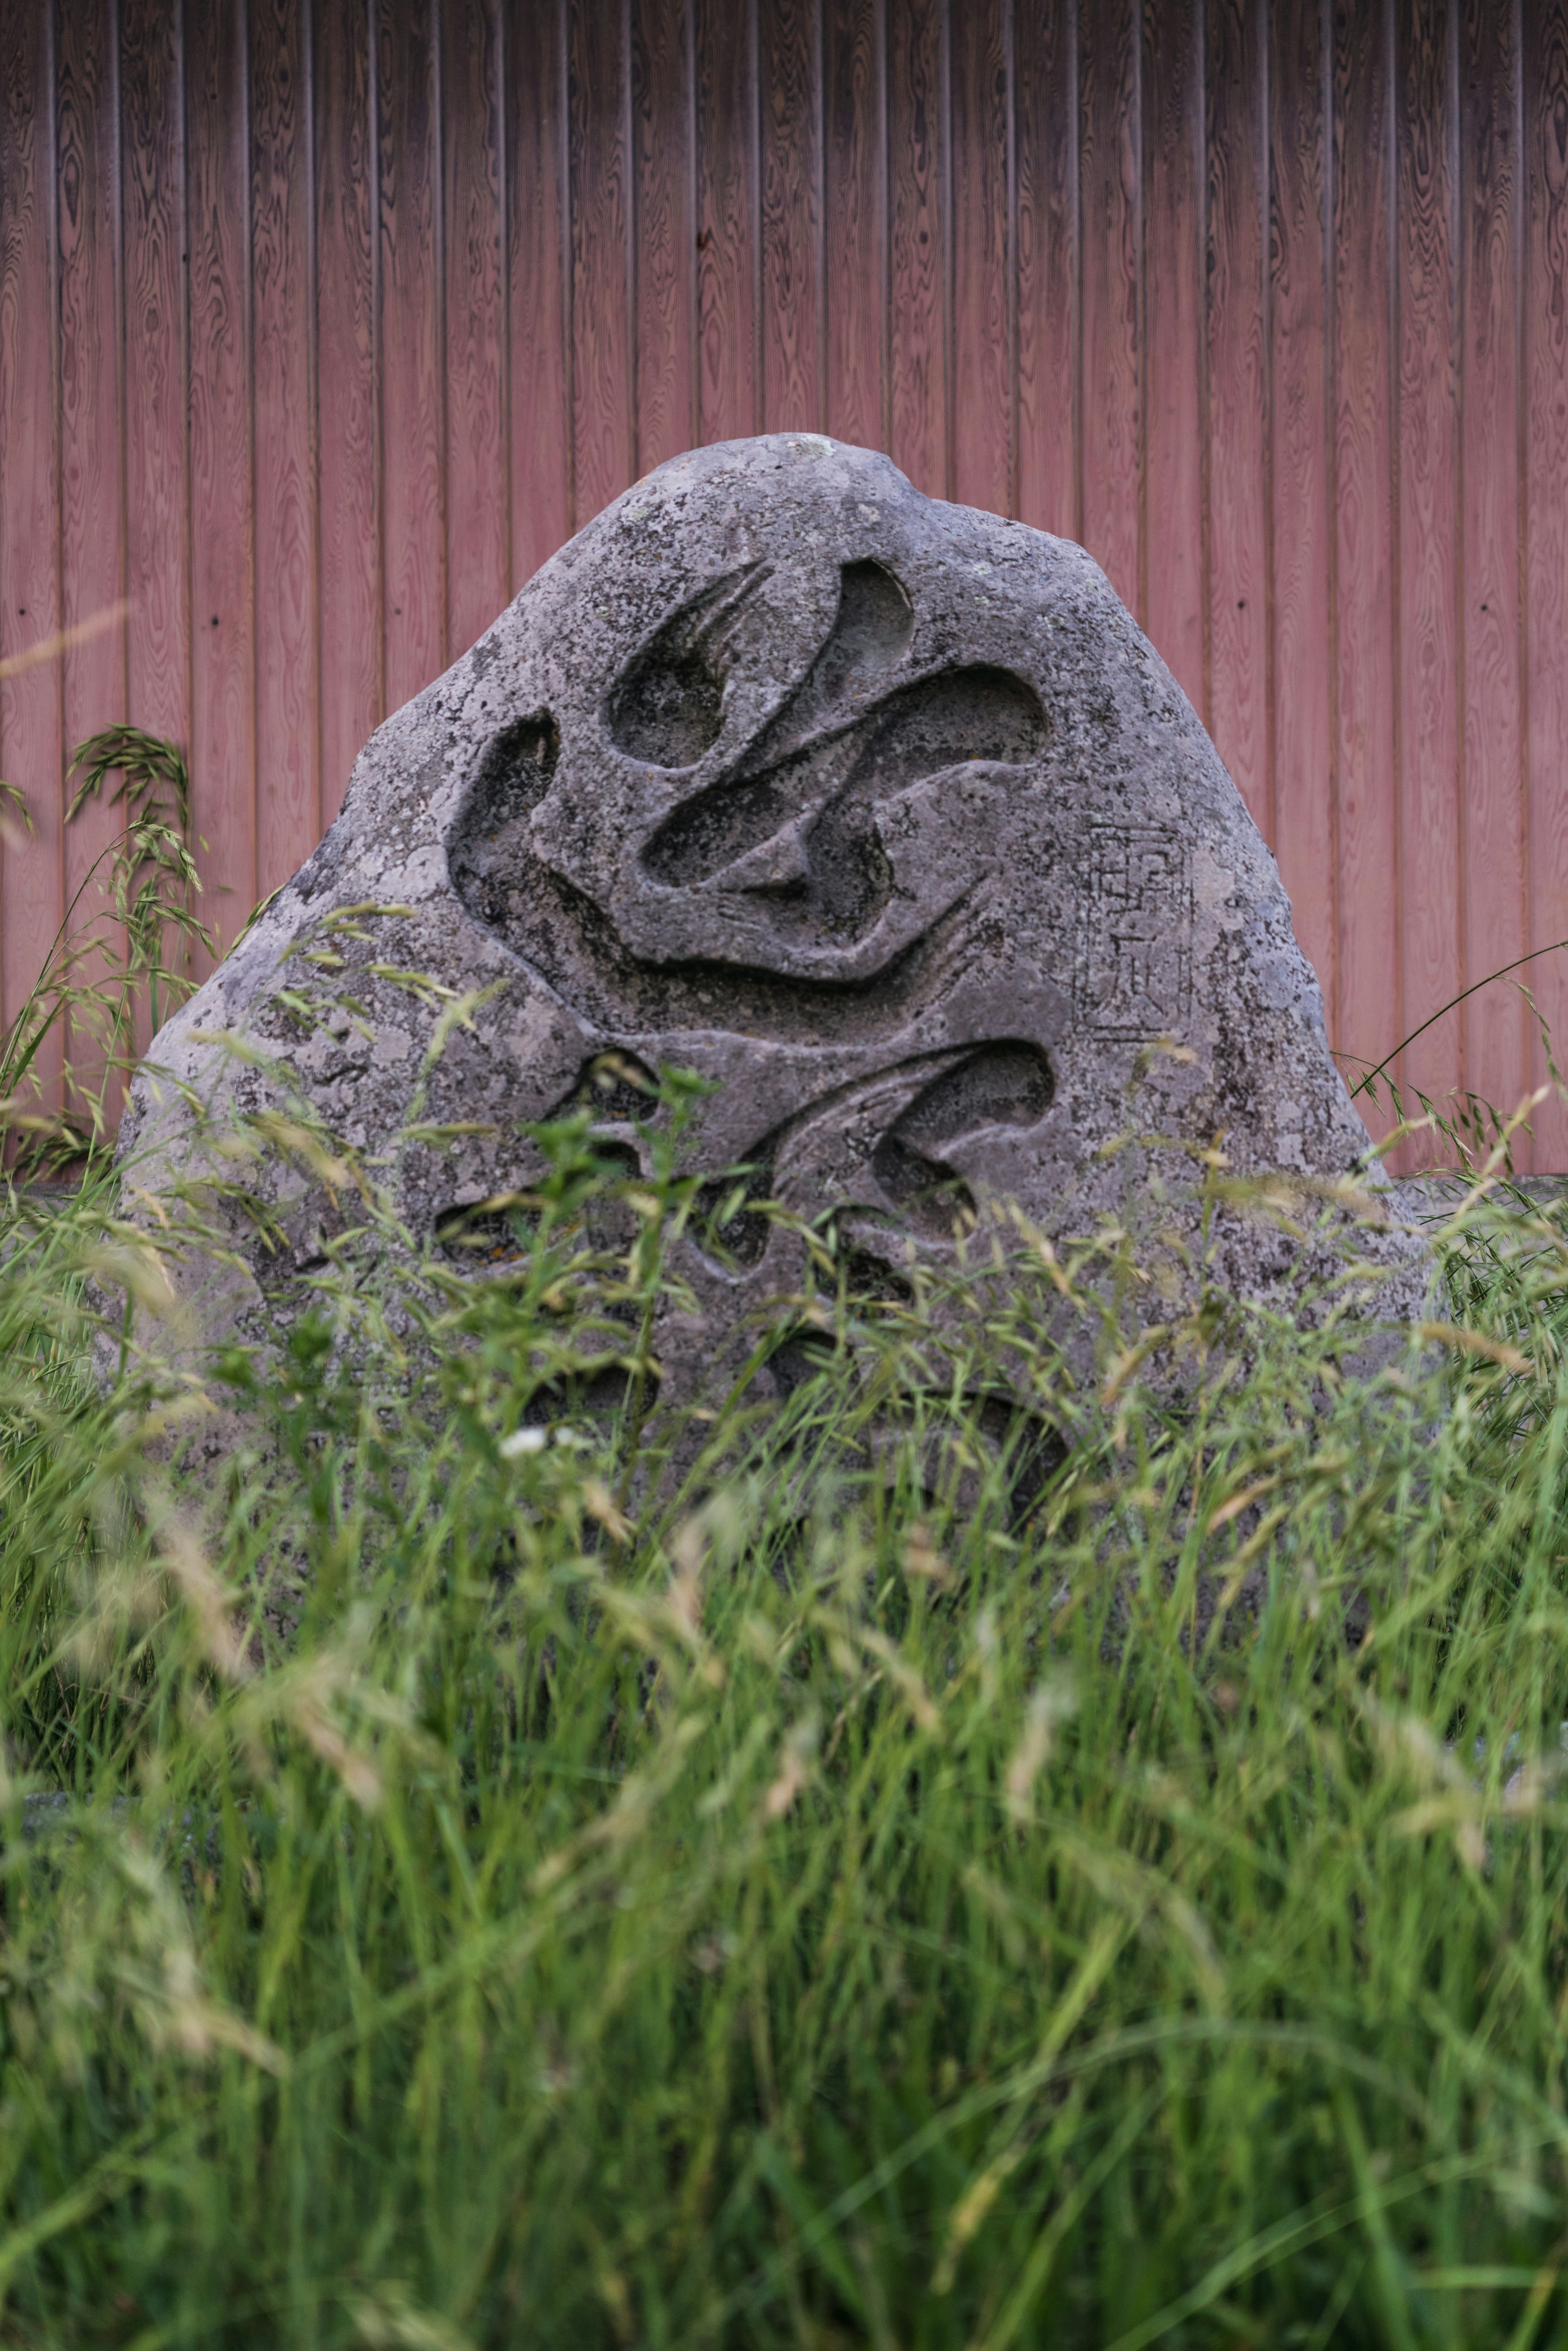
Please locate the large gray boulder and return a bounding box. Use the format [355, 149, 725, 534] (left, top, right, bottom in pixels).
[122, 434, 1424, 1404]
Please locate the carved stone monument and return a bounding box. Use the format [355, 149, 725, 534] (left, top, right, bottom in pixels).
[122, 434, 1424, 1404]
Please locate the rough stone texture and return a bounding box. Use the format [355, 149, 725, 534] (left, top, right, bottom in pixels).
[120, 434, 1426, 1404]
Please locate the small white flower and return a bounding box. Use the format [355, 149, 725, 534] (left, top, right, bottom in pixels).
[499, 1426, 548, 1459]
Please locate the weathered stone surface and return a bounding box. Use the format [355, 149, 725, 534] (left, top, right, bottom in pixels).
[121, 433, 1425, 1400]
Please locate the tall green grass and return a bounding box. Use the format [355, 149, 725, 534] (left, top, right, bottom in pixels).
[5, 1067, 1568, 2348]
[0, 724, 207, 1169]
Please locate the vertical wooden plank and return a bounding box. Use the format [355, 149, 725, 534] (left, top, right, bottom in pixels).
[1079, 0, 1140, 611]
[316, 0, 380, 824]
[1205, 0, 1270, 836]
[1143, 0, 1205, 712]
[696, 0, 760, 443]
[505, 0, 571, 575]
[759, 0, 823, 433]
[57, 0, 128, 1060]
[569, 0, 634, 513]
[187, 0, 256, 959]
[1527, 18, 1566, 1167]
[1332, 0, 1401, 1133]
[949, 0, 1012, 512]
[1267, 0, 1336, 1031]
[886, 0, 946, 494]
[1524, 0, 1568, 1167]
[0, 0, 63, 1083]
[121, 0, 190, 1047]
[378, 0, 445, 711]
[632, 0, 696, 470]
[120, 1, 190, 750]
[443, 0, 507, 655]
[1395, 0, 1463, 1137]
[1459, 0, 1529, 1145]
[822, 0, 884, 450]
[252, 0, 320, 890]
[1016, 0, 1078, 538]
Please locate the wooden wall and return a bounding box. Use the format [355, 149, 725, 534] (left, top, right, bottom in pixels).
[4, 0, 1568, 1161]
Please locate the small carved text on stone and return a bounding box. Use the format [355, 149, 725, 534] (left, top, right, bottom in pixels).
[1078, 823, 1191, 1038]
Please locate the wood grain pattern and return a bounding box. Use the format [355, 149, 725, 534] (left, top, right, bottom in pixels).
[9, 0, 1568, 1165]
[696, 0, 760, 443]
[315, 0, 381, 824]
[186, 0, 256, 959]
[949, 0, 1012, 512]
[1143, 0, 1205, 711]
[633, 0, 695, 468]
[1395, 0, 1464, 1128]
[1078, 0, 1141, 613]
[1524, 0, 1568, 1168]
[119, 0, 189, 752]
[1267, 0, 1337, 1030]
[1015, 0, 1078, 537]
[1331, 0, 1401, 1124]
[886, 0, 947, 493]
[120, 0, 189, 1054]
[0, 0, 63, 1070]
[377, 0, 445, 711]
[823, 0, 885, 448]
[1459, 0, 1530, 1141]
[760, 0, 823, 431]
[56, 0, 129, 1043]
[443, 0, 508, 656]
[505, 0, 571, 568]
[570, 0, 634, 517]
[1205, 0, 1270, 836]
[251, 0, 319, 892]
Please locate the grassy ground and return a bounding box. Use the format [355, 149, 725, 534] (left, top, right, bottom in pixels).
[4, 1097, 1568, 2347]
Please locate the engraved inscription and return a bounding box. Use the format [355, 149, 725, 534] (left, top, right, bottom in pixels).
[608, 564, 773, 767]
[447, 559, 1060, 1295]
[1077, 825, 1192, 1038]
[642, 664, 1046, 948]
[451, 566, 1067, 1307]
[452, 555, 1050, 1004]
[690, 1041, 1056, 1277]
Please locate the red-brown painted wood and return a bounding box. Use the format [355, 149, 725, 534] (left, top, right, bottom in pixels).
[10, 0, 1568, 1166]
[1268, 0, 1337, 1036]
[315, 0, 381, 825]
[186, 0, 256, 960]
[0, 0, 64, 1081]
[1143, 0, 1205, 715]
[696, 0, 761, 444]
[444, 0, 508, 658]
[570, 0, 634, 519]
[252, 0, 320, 895]
[1205, 0, 1270, 838]
[504, 0, 571, 566]
[1524, 0, 1568, 1170]
[1396, 0, 1465, 1133]
[56, 0, 129, 1061]
[1460, 0, 1531, 1146]
[886, 0, 947, 495]
[1079, 0, 1142, 616]
[1015, 0, 1078, 539]
[633, 0, 696, 468]
[119, 0, 189, 755]
[377, 0, 445, 711]
[760, 0, 822, 432]
[1331, 0, 1401, 1132]
[822, 0, 885, 449]
[949, 0, 1012, 514]
[120, 0, 189, 1054]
